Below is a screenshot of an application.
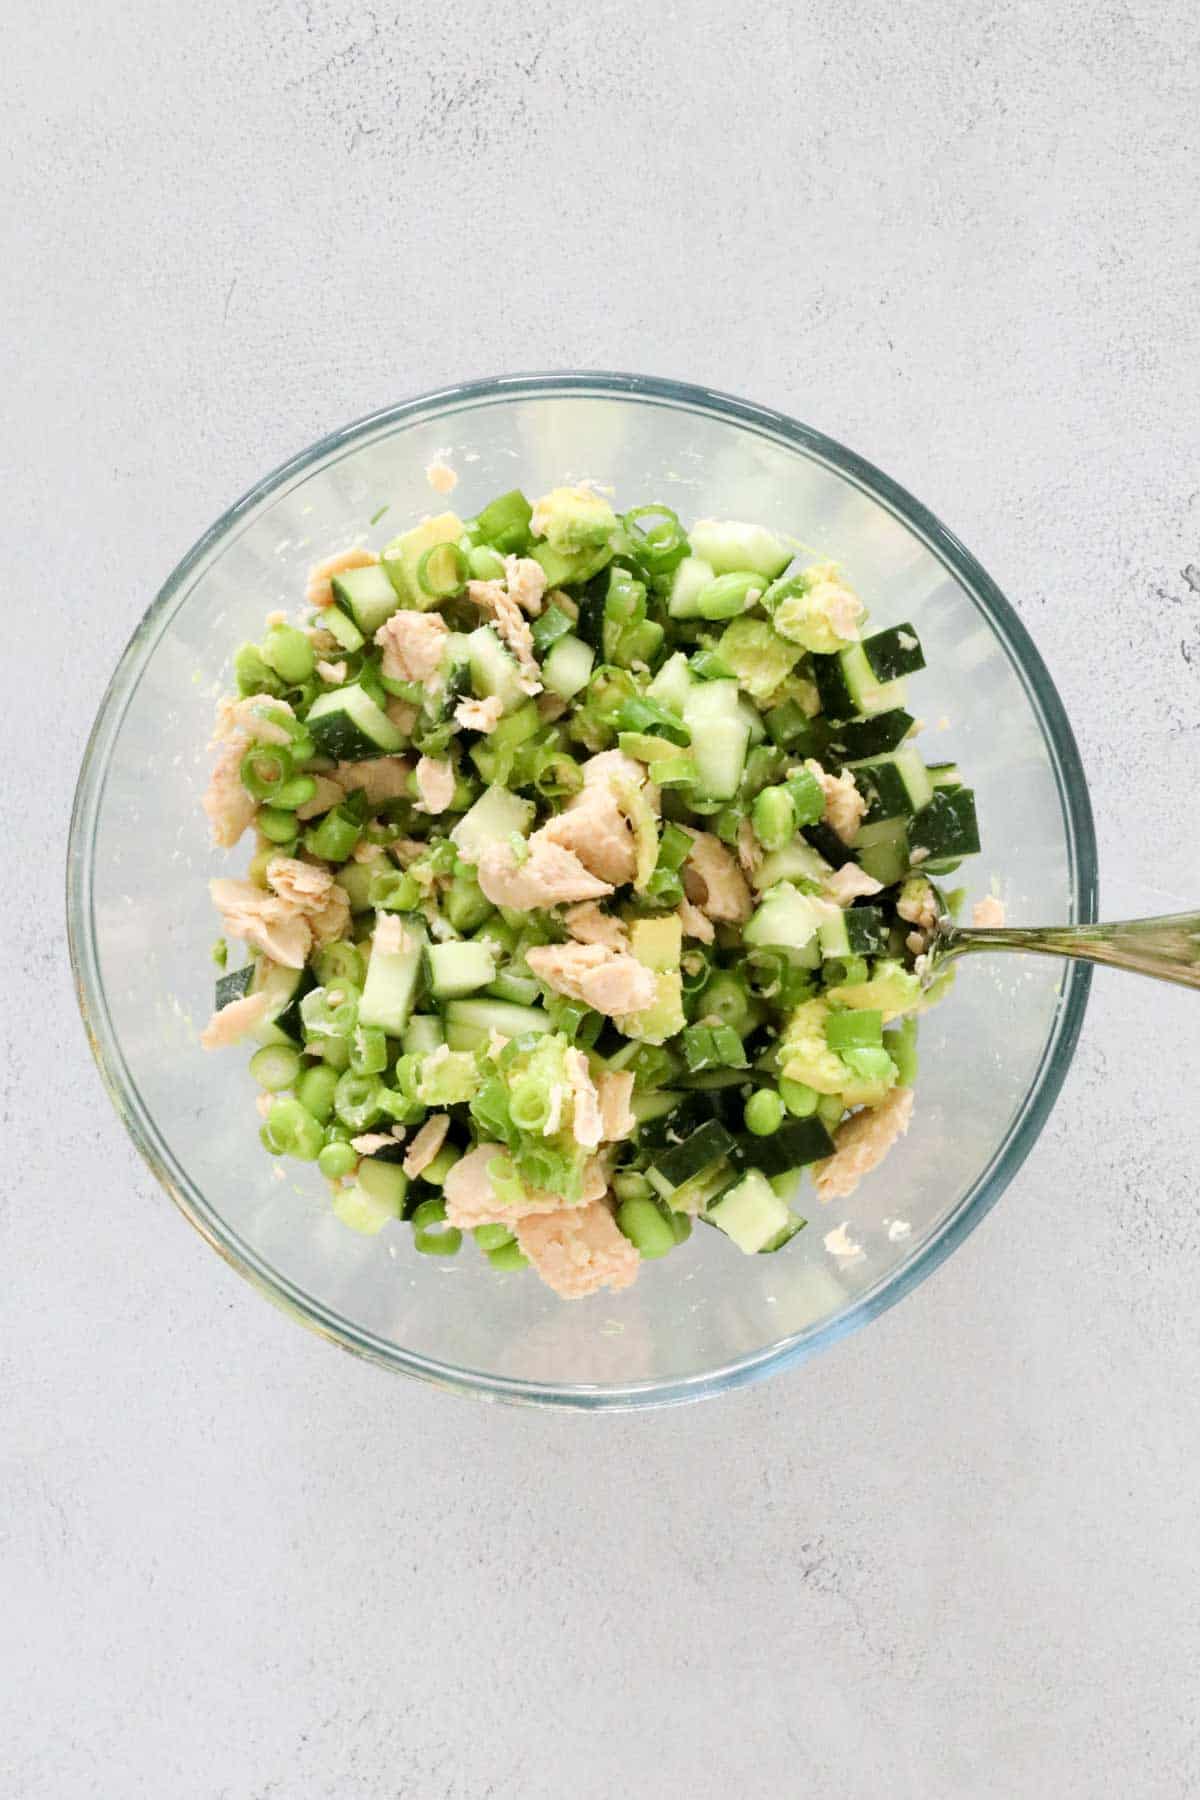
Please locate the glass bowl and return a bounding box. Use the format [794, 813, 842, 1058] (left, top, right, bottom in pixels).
[67, 373, 1096, 1410]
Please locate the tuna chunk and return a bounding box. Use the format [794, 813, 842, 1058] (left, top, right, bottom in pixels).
[824, 863, 884, 906]
[291, 774, 342, 822]
[972, 895, 1007, 928]
[540, 782, 636, 887]
[814, 1087, 915, 1203]
[736, 817, 763, 880]
[305, 547, 378, 610]
[682, 830, 752, 924]
[596, 1070, 636, 1142]
[677, 897, 715, 943]
[200, 988, 272, 1050]
[203, 694, 294, 850]
[209, 879, 311, 968]
[425, 455, 458, 495]
[454, 694, 504, 734]
[503, 555, 548, 616]
[265, 856, 337, 912]
[476, 839, 613, 909]
[374, 609, 448, 689]
[515, 1201, 640, 1299]
[564, 1048, 603, 1149]
[443, 1143, 608, 1230]
[564, 902, 629, 951]
[402, 1113, 451, 1179]
[330, 757, 412, 806]
[525, 942, 656, 1016]
[806, 759, 866, 845]
[898, 879, 939, 932]
[414, 756, 456, 815]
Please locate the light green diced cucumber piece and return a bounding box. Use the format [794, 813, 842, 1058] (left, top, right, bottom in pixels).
[743, 883, 827, 961]
[320, 606, 365, 653]
[427, 940, 497, 999]
[752, 839, 833, 891]
[681, 679, 749, 801]
[307, 682, 405, 761]
[333, 1181, 398, 1236]
[403, 1014, 445, 1054]
[331, 563, 401, 635]
[705, 1170, 794, 1254]
[450, 784, 536, 863]
[466, 624, 528, 715]
[855, 817, 910, 887]
[689, 520, 792, 581]
[541, 633, 594, 700]
[665, 555, 716, 619]
[442, 998, 554, 1052]
[646, 650, 693, 715]
[358, 922, 425, 1035]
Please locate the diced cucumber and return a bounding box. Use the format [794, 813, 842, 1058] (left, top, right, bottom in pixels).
[541, 633, 594, 700]
[811, 643, 909, 721]
[358, 1158, 411, 1212]
[333, 1177, 401, 1236]
[251, 962, 313, 1047]
[427, 940, 497, 999]
[752, 838, 833, 891]
[665, 555, 716, 619]
[926, 761, 962, 790]
[466, 624, 528, 715]
[450, 784, 536, 863]
[321, 606, 365, 653]
[689, 520, 792, 581]
[358, 921, 425, 1035]
[647, 651, 693, 715]
[442, 998, 554, 1052]
[818, 905, 888, 959]
[825, 709, 915, 761]
[650, 1119, 739, 1190]
[307, 682, 405, 761]
[744, 884, 827, 960]
[381, 512, 466, 609]
[681, 679, 749, 800]
[855, 816, 911, 887]
[705, 1169, 797, 1254]
[846, 745, 933, 821]
[214, 963, 254, 1011]
[331, 563, 401, 636]
[909, 787, 980, 864]
[730, 1116, 834, 1175]
[484, 970, 542, 1006]
[531, 539, 614, 589]
[402, 1014, 445, 1055]
[860, 623, 925, 682]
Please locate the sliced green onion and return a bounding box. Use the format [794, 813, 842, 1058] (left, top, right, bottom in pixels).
[412, 1196, 462, 1256]
[313, 941, 365, 989]
[273, 774, 317, 811]
[296, 1063, 340, 1124]
[333, 1072, 384, 1131]
[257, 808, 299, 846]
[368, 869, 421, 912]
[350, 1026, 389, 1076]
[486, 1241, 528, 1271]
[621, 504, 686, 573]
[825, 1009, 883, 1052]
[417, 541, 470, 597]
[249, 1044, 302, 1092]
[473, 1223, 515, 1252]
[262, 1096, 324, 1160]
[300, 983, 361, 1042]
[262, 623, 317, 685]
[240, 743, 294, 801]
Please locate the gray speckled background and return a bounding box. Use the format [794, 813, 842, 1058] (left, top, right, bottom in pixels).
[6, 3, 1200, 1795]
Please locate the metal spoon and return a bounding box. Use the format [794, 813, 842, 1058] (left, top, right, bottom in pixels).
[921, 910, 1200, 991]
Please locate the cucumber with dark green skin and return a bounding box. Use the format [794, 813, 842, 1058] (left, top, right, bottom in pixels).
[731, 1116, 835, 1176]
[819, 905, 889, 959]
[910, 786, 980, 862]
[861, 624, 925, 682]
[651, 1118, 739, 1190]
[826, 709, 914, 761]
[846, 746, 933, 822]
[215, 963, 255, 1010]
[926, 761, 962, 790]
[637, 1089, 742, 1147]
[307, 682, 405, 762]
[803, 821, 856, 869]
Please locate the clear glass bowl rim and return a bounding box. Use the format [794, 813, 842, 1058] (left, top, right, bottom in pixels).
[66, 370, 1098, 1411]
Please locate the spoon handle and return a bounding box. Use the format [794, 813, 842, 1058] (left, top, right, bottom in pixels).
[942, 911, 1200, 990]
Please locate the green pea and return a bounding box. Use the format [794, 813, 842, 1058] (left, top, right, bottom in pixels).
[751, 785, 796, 852]
[257, 807, 299, 845]
[296, 1063, 340, 1123]
[317, 1139, 358, 1180]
